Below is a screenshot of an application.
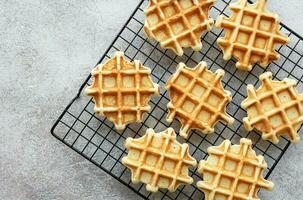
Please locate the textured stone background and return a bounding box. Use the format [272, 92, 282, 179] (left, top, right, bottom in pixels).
[1, 0, 303, 199]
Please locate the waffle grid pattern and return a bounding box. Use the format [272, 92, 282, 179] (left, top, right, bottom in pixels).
[85, 52, 159, 130]
[242, 72, 303, 144]
[144, 0, 215, 56]
[122, 128, 197, 192]
[216, 0, 289, 71]
[51, 0, 303, 199]
[166, 61, 234, 138]
[197, 138, 273, 200]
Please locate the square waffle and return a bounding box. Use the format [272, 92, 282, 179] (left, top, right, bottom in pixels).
[144, 0, 215, 56]
[85, 51, 159, 131]
[216, 0, 289, 71]
[166, 61, 234, 138]
[241, 72, 303, 144]
[197, 138, 274, 200]
[122, 128, 197, 192]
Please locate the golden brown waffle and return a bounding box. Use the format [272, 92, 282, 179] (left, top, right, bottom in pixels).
[144, 0, 215, 56]
[197, 138, 274, 200]
[85, 51, 159, 131]
[122, 128, 197, 192]
[216, 0, 289, 71]
[241, 72, 303, 144]
[166, 61, 234, 138]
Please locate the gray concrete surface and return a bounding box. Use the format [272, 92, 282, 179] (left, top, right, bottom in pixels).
[1, 0, 303, 199]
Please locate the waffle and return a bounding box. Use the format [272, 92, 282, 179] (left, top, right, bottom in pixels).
[197, 138, 274, 200]
[144, 0, 215, 56]
[216, 0, 289, 71]
[122, 128, 197, 192]
[166, 61, 234, 138]
[241, 72, 303, 144]
[85, 51, 159, 131]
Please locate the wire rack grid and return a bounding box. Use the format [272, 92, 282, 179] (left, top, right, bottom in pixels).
[51, 0, 303, 199]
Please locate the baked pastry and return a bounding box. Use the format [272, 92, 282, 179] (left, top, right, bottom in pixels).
[216, 0, 289, 71]
[85, 51, 159, 130]
[144, 0, 215, 56]
[241, 72, 303, 144]
[122, 128, 197, 192]
[197, 138, 274, 200]
[166, 61, 234, 138]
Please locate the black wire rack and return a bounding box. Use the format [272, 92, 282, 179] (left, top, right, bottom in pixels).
[51, 0, 303, 199]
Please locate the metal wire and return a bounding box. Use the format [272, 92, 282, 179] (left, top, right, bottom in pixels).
[51, 0, 303, 199]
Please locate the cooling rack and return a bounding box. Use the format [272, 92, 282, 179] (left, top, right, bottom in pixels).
[51, 0, 303, 199]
